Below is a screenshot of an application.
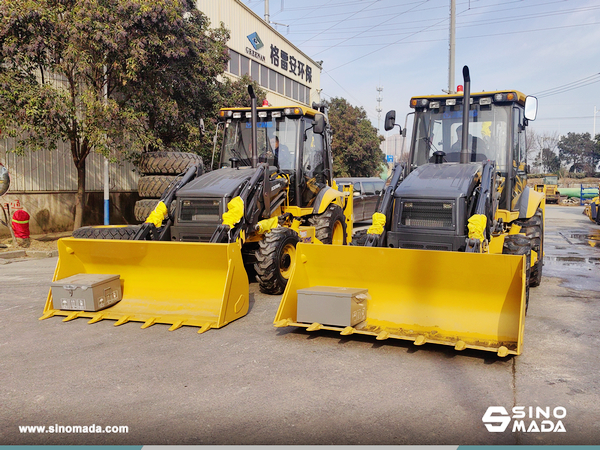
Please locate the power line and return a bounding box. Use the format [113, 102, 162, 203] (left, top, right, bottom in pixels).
[296, 0, 380, 46]
[311, 0, 430, 57]
[283, 4, 600, 39]
[533, 73, 600, 98]
[325, 8, 469, 72]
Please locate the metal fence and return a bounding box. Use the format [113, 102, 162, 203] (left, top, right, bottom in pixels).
[0, 137, 139, 192]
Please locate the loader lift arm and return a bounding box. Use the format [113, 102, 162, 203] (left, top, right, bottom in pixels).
[364, 162, 404, 247]
[133, 164, 202, 241]
[466, 160, 497, 253]
[210, 163, 274, 244]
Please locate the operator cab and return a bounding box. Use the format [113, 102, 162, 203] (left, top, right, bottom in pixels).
[406, 91, 536, 211]
[218, 106, 332, 208]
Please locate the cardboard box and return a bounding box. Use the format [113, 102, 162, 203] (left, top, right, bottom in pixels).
[51, 274, 122, 312]
[297, 286, 368, 327]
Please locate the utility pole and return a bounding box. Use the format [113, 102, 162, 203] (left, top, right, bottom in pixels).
[264, 0, 270, 23]
[376, 85, 383, 131]
[594, 105, 598, 139]
[448, 0, 456, 94]
[264, 0, 289, 32]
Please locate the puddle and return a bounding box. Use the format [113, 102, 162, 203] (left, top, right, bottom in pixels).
[545, 256, 600, 266]
[559, 230, 600, 247]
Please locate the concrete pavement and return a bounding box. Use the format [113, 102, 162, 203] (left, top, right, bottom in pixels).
[0, 206, 598, 445]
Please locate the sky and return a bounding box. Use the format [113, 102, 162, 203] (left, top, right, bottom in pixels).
[244, 0, 600, 141]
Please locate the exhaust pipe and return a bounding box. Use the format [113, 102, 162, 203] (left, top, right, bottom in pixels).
[460, 65, 471, 164]
[248, 85, 258, 168]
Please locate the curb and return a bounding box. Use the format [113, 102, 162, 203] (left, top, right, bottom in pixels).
[0, 249, 58, 261]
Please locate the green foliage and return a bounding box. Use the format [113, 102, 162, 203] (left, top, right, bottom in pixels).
[534, 147, 561, 174]
[325, 97, 384, 177]
[557, 132, 600, 176]
[0, 0, 231, 227]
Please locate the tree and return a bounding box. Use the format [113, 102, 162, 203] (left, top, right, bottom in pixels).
[0, 0, 230, 229]
[325, 97, 384, 177]
[531, 131, 561, 173]
[557, 132, 600, 175]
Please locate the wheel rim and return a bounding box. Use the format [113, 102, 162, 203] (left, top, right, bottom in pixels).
[331, 220, 345, 245]
[280, 243, 296, 279]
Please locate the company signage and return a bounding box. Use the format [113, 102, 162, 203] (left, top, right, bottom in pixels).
[482, 406, 567, 433]
[244, 32, 313, 85]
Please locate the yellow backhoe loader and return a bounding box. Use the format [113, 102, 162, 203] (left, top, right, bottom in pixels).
[41, 87, 352, 333]
[275, 67, 543, 356]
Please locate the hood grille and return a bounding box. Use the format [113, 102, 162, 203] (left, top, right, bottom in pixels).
[401, 200, 455, 229]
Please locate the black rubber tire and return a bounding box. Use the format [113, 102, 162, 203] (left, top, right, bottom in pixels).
[309, 204, 348, 245]
[72, 225, 141, 240]
[139, 151, 203, 175]
[503, 234, 531, 314]
[516, 208, 544, 287]
[350, 229, 369, 246]
[254, 227, 300, 295]
[133, 199, 176, 223]
[138, 175, 179, 198]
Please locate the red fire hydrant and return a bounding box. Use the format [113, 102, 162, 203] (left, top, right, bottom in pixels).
[12, 209, 30, 247]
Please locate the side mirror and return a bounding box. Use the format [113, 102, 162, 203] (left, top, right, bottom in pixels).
[384, 110, 396, 131]
[524, 96, 538, 121]
[353, 191, 360, 197]
[313, 114, 326, 134]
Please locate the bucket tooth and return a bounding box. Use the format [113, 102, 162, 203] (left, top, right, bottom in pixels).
[497, 346, 509, 357]
[88, 313, 106, 324]
[340, 326, 355, 336]
[63, 311, 82, 322]
[141, 318, 158, 329]
[376, 330, 390, 340]
[414, 335, 426, 346]
[169, 320, 184, 331]
[114, 315, 131, 327]
[198, 322, 213, 334]
[455, 340, 467, 351]
[306, 323, 322, 332]
[274, 319, 291, 328]
[39, 310, 56, 320]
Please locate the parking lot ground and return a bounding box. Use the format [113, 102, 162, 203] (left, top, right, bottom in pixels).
[0, 206, 598, 445]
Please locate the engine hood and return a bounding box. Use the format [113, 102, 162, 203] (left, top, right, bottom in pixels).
[396, 163, 482, 199]
[177, 167, 260, 198]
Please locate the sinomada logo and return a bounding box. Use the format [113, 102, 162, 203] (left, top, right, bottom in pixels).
[482, 406, 567, 433]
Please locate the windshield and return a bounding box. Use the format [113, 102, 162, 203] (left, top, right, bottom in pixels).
[411, 104, 511, 171]
[220, 115, 299, 170]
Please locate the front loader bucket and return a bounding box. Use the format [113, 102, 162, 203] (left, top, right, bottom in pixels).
[275, 244, 526, 356]
[41, 238, 249, 333]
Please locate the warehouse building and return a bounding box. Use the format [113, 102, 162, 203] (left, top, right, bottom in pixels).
[0, 0, 322, 236]
[197, 0, 322, 107]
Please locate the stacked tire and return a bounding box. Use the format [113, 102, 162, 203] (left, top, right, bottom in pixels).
[135, 151, 203, 222]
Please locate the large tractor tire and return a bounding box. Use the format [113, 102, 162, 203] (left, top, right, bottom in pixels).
[72, 225, 141, 240]
[309, 204, 347, 245]
[134, 198, 164, 222]
[139, 151, 203, 175]
[350, 229, 369, 246]
[503, 234, 531, 313]
[137, 175, 179, 198]
[254, 227, 300, 295]
[516, 208, 544, 287]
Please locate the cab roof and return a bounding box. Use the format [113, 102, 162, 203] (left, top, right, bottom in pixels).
[410, 90, 527, 106]
[219, 105, 322, 118]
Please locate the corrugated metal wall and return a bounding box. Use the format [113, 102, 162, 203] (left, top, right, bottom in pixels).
[0, 137, 138, 192]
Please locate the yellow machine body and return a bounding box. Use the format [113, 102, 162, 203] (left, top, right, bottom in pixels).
[275, 243, 527, 356]
[41, 238, 249, 333]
